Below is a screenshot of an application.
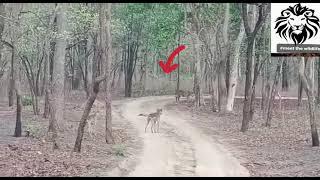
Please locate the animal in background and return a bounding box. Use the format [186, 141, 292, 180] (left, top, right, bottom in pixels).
[175, 90, 193, 102]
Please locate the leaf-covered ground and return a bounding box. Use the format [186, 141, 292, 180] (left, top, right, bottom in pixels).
[167, 98, 320, 176]
[0, 93, 142, 177]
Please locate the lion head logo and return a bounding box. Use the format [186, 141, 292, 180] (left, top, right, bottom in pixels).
[274, 3, 320, 45]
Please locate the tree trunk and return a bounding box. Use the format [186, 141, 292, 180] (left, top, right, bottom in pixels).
[226, 19, 245, 111]
[43, 40, 52, 118]
[217, 60, 226, 111]
[124, 38, 139, 97]
[74, 77, 105, 152]
[265, 58, 282, 127]
[87, 35, 93, 92]
[241, 38, 254, 132]
[14, 88, 22, 137]
[299, 57, 319, 146]
[282, 59, 289, 91]
[44, 40, 55, 118]
[0, 3, 5, 80]
[298, 61, 307, 106]
[190, 4, 202, 108]
[176, 33, 181, 96]
[194, 37, 201, 107]
[240, 3, 269, 132]
[262, 58, 271, 111]
[99, 3, 114, 144]
[7, 4, 21, 107]
[13, 48, 22, 137]
[298, 77, 303, 106]
[309, 58, 315, 95]
[216, 3, 230, 111]
[318, 57, 320, 104]
[8, 46, 15, 107]
[223, 3, 230, 102]
[261, 67, 265, 110]
[48, 4, 67, 149]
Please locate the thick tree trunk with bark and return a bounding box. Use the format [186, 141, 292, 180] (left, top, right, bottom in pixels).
[98, 3, 114, 144]
[14, 88, 22, 137]
[298, 77, 303, 106]
[241, 3, 269, 132]
[318, 57, 320, 103]
[44, 40, 55, 118]
[241, 38, 254, 132]
[190, 4, 203, 108]
[8, 47, 15, 107]
[43, 40, 53, 118]
[74, 76, 106, 152]
[298, 60, 307, 106]
[265, 58, 282, 127]
[0, 3, 5, 80]
[176, 34, 181, 97]
[193, 38, 202, 107]
[7, 4, 21, 107]
[282, 59, 289, 91]
[215, 3, 230, 111]
[299, 57, 319, 146]
[13, 49, 22, 137]
[48, 4, 67, 149]
[124, 42, 139, 97]
[226, 20, 245, 111]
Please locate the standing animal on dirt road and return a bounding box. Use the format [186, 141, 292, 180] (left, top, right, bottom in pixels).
[138, 108, 163, 133]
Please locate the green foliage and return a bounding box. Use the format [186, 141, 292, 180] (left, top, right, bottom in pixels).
[112, 144, 126, 157]
[229, 3, 242, 40]
[25, 120, 41, 138]
[22, 95, 33, 106]
[68, 4, 97, 41]
[113, 3, 184, 52]
[5, 3, 260, 92]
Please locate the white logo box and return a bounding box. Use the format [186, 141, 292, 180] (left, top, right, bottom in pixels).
[271, 3, 320, 55]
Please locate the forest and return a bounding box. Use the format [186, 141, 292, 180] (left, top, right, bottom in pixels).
[0, 3, 320, 177]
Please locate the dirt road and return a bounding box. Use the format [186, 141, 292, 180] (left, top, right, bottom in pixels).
[119, 96, 249, 177]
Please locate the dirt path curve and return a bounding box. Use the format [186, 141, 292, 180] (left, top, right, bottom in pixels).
[120, 96, 249, 177]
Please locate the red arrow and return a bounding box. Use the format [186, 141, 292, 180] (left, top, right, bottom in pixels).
[159, 45, 186, 74]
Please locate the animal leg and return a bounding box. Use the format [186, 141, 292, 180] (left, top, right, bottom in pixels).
[151, 121, 155, 133]
[145, 118, 150, 133]
[157, 121, 159, 133]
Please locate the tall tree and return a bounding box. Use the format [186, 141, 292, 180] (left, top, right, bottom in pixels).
[190, 3, 203, 108]
[317, 57, 320, 103]
[299, 57, 319, 146]
[7, 4, 21, 107]
[226, 10, 245, 112]
[0, 3, 6, 80]
[101, 3, 114, 144]
[13, 46, 22, 137]
[217, 3, 230, 111]
[265, 57, 282, 127]
[48, 3, 67, 149]
[74, 3, 112, 152]
[240, 3, 270, 132]
[282, 59, 289, 91]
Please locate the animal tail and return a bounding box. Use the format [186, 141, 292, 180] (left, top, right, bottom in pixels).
[138, 113, 147, 116]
